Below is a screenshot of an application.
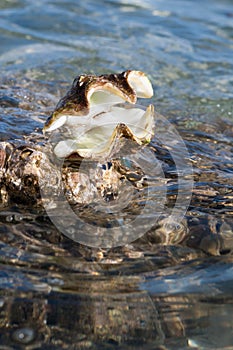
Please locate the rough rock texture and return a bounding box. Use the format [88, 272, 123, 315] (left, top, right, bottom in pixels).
[0, 140, 142, 207]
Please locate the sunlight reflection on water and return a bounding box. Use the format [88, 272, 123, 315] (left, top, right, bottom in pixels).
[0, 0, 233, 349]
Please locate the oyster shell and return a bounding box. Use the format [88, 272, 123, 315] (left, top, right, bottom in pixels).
[43, 70, 154, 160]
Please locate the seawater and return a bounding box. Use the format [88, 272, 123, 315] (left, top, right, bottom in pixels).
[0, 0, 233, 349]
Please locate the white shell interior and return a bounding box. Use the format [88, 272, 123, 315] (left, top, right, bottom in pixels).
[127, 71, 153, 98]
[46, 72, 155, 159]
[45, 114, 67, 132]
[54, 104, 154, 159]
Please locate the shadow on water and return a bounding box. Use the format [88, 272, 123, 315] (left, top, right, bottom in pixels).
[0, 0, 233, 348]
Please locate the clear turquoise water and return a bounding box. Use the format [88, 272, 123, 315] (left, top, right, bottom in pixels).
[0, 0, 233, 349]
[1, 0, 232, 108]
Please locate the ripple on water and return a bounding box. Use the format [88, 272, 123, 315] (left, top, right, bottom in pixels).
[0, 0, 233, 348]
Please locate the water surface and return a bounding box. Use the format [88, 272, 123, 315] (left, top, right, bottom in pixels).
[0, 0, 233, 349]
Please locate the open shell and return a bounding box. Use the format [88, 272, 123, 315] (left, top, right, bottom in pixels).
[43, 70, 154, 160]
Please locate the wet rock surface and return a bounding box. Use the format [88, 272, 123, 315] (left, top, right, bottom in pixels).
[0, 76, 232, 349]
[0, 76, 232, 254]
